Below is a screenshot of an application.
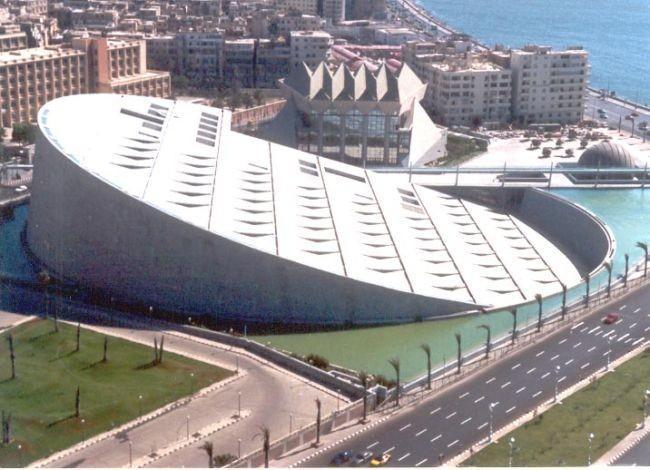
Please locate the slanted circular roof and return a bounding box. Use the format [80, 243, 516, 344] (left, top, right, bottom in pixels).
[578, 141, 637, 168]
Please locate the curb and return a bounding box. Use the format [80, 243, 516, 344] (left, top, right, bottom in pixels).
[596, 417, 650, 465]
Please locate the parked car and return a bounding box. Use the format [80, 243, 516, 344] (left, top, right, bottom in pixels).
[638, 121, 648, 130]
[352, 452, 372, 466]
[370, 453, 391, 467]
[331, 450, 353, 466]
[602, 312, 620, 324]
[597, 108, 605, 114]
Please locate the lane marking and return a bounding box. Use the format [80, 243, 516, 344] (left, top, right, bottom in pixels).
[632, 337, 645, 346]
[535, 350, 545, 357]
[447, 440, 459, 448]
[620, 305, 627, 310]
[445, 411, 457, 420]
[477, 422, 488, 430]
[602, 350, 610, 357]
[430, 434, 442, 443]
[398, 453, 411, 462]
[573, 321, 585, 329]
[625, 337, 634, 344]
[415, 458, 428, 467]
[558, 338, 568, 345]
[618, 333, 630, 342]
[541, 372, 550, 379]
[587, 346, 596, 352]
[573, 342, 582, 349]
[458, 392, 469, 399]
[602, 330, 616, 338]
[551, 354, 560, 361]
[501, 381, 511, 389]
[474, 396, 485, 404]
[580, 363, 590, 370]
[565, 359, 574, 365]
[646, 327, 650, 332]
[430, 407, 441, 415]
[506, 406, 516, 414]
[588, 326, 601, 334]
[461, 417, 472, 425]
[383, 446, 395, 454]
[399, 423, 412, 432]
[415, 428, 427, 437]
[516, 386, 526, 394]
[594, 331, 603, 337]
[580, 326, 589, 333]
[633, 308, 641, 313]
[558, 376, 566, 383]
[485, 377, 496, 384]
[367, 441, 379, 450]
[533, 391, 542, 398]
[492, 401, 500, 407]
[526, 367, 536, 374]
[511, 363, 521, 370]
[629, 322, 638, 329]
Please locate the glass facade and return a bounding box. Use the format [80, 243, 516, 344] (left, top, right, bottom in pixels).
[344, 109, 363, 162]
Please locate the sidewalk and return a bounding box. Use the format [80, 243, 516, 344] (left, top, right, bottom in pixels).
[596, 417, 650, 465]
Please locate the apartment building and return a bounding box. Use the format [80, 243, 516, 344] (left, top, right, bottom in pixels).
[0, 46, 87, 127]
[506, 45, 589, 124]
[174, 31, 223, 83]
[0, 24, 28, 52]
[290, 30, 331, 69]
[223, 38, 255, 87]
[272, 13, 324, 36]
[320, 0, 345, 24]
[255, 38, 290, 87]
[276, 0, 318, 16]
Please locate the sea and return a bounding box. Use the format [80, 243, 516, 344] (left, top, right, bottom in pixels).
[418, 0, 650, 105]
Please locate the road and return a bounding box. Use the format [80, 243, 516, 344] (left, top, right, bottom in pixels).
[585, 91, 650, 137]
[614, 433, 650, 466]
[299, 288, 650, 467]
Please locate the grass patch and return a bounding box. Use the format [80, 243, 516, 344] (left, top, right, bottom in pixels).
[438, 134, 487, 166]
[0, 319, 232, 466]
[464, 348, 650, 467]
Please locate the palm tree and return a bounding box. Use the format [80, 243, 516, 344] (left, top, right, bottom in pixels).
[454, 333, 462, 374]
[315, 398, 321, 445]
[636, 242, 648, 277]
[420, 344, 432, 390]
[509, 308, 518, 345]
[253, 425, 271, 468]
[560, 282, 567, 320]
[388, 358, 401, 407]
[624, 253, 629, 286]
[102, 336, 108, 363]
[75, 322, 81, 352]
[358, 371, 370, 422]
[535, 293, 543, 332]
[199, 441, 214, 468]
[604, 261, 613, 298]
[477, 324, 491, 359]
[75, 386, 81, 418]
[7, 333, 15, 379]
[584, 273, 591, 308]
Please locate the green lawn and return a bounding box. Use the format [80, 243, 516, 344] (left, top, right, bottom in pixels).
[0, 319, 232, 467]
[464, 348, 650, 467]
[438, 134, 487, 166]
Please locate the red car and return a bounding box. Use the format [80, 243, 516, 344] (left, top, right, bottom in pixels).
[602, 312, 620, 324]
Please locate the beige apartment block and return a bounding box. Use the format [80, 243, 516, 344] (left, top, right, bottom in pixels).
[0, 32, 28, 52]
[508, 45, 589, 124]
[276, 0, 318, 16]
[290, 30, 332, 69]
[0, 47, 87, 128]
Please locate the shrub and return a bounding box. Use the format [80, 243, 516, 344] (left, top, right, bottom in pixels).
[374, 374, 396, 388]
[305, 353, 329, 370]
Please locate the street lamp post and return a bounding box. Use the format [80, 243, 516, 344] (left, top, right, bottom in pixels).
[337, 389, 341, 412]
[81, 418, 86, 440]
[190, 372, 195, 394]
[17, 444, 22, 467]
[289, 413, 293, 434]
[643, 390, 650, 429]
[138, 394, 143, 416]
[489, 402, 496, 442]
[554, 365, 561, 402]
[508, 437, 516, 467]
[237, 392, 242, 417]
[588, 433, 595, 465]
[128, 440, 133, 467]
[186, 415, 190, 440]
[237, 438, 242, 458]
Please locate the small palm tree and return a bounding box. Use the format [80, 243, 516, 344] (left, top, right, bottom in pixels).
[477, 324, 491, 359]
[604, 261, 613, 298]
[7, 334, 16, 379]
[509, 309, 517, 345]
[315, 398, 321, 445]
[535, 294, 543, 332]
[388, 358, 401, 407]
[454, 333, 462, 374]
[584, 273, 591, 307]
[199, 441, 214, 468]
[358, 371, 370, 422]
[253, 425, 271, 468]
[560, 282, 567, 320]
[624, 253, 629, 286]
[636, 242, 648, 277]
[420, 344, 432, 390]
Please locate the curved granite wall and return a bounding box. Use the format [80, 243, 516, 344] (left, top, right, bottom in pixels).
[26, 132, 478, 326]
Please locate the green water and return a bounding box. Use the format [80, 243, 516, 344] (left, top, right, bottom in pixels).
[253, 189, 650, 380]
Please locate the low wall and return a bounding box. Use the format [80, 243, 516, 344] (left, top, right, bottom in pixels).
[231, 100, 286, 129]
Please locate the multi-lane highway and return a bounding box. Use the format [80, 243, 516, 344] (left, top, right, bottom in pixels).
[585, 91, 650, 137]
[300, 287, 650, 467]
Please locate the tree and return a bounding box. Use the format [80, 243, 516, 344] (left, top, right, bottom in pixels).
[253, 425, 270, 468]
[542, 147, 552, 158]
[253, 89, 264, 106]
[37, 271, 56, 332]
[535, 293, 543, 332]
[636, 242, 648, 277]
[530, 138, 541, 149]
[158, 335, 165, 364]
[242, 92, 254, 109]
[315, 398, 321, 445]
[75, 386, 81, 418]
[509, 308, 517, 345]
[213, 454, 236, 467]
[7, 334, 15, 380]
[477, 324, 491, 359]
[388, 358, 400, 407]
[604, 261, 613, 298]
[12, 123, 37, 145]
[560, 282, 567, 320]
[580, 139, 589, 148]
[75, 322, 81, 352]
[454, 333, 462, 374]
[199, 441, 214, 468]
[565, 148, 574, 157]
[420, 343, 432, 390]
[153, 337, 159, 365]
[624, 253, 629, 286]
[171, 75, 190, 91]
[1, 411, 12, 444]
[555, 138, 563, 148]
[358, 371, 370, 422]
[584, 272, 591, 307]
[102, 336, 108, 363]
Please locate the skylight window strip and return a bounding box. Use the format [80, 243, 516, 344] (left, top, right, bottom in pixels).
[150, 103, 169, 111]
[199, 123, 218, 133]
[142, 122, 163, 132]
[200, 117, 219, 127]
[196, 136, 216, 146]
[201, 111, 220, 121]
[120, 107, 164, 125]
[324, 166, 366, 183]
[197, 130, 217, 139]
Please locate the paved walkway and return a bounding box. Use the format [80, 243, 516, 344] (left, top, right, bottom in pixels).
[0, 310, 341, 468]
[596, 417, 650, 466]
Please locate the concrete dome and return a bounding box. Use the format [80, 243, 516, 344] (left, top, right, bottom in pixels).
[578, 141, 637, 168]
